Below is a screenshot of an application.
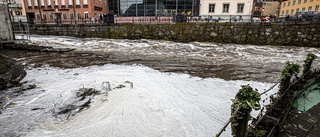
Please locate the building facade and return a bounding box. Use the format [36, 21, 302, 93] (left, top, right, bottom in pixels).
[108, 0, 200, 16]
[253, 0, 280, 18]
[24, 0, 108, 22]
[8, 0, 28, 22]
[199, 0, 254, 21]
[280, 0, 320, 17]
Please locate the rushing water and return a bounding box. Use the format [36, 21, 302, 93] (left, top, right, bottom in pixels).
[0, 35, 320, 137]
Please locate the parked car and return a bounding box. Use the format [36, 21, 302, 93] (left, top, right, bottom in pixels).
[291, 11, 320, 21]
[313, 14, 320, 21]
[252, 17, 261, 22]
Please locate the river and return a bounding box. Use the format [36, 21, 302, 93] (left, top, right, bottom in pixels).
[0, 35, 319, 137]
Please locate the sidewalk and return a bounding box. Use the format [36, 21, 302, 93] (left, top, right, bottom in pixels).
[279, 102, 320, 137]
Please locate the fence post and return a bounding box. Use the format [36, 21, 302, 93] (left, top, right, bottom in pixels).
[231, 85, 261, 137]
[302, 54, 317, 77]
[279, 62, 300, 95]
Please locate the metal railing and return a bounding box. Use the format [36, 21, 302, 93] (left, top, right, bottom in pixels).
[20, 15, 276, 25]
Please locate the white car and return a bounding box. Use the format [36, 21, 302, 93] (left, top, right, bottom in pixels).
[252, 17, 261, 22]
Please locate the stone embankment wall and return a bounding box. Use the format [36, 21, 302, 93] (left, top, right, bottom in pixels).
[0, 3, 14, 41]
[27, 22, 320, 46]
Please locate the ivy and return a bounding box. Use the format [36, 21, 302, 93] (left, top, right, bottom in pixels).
[279, 61, 300, 94]
[231, 85, 261, 137]
[303, 53, 317, 77]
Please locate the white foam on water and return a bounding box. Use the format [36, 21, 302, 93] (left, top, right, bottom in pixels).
[2, 64, 276, 137]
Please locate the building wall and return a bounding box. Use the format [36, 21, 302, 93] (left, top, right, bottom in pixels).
[24, 0, 108, 21]
[0, 3, 14, 41]
[261, 1, 280, 16]
[200, 0, 254, 16]
[280, 0, 320, 17]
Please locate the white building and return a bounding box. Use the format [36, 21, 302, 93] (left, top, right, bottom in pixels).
[200, 0, 254, 22]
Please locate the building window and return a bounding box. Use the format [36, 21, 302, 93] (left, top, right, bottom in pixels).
[34, 0, 38, 8]
[223, 4, 229, 13]
[70, 12, 74, 20]
[94, 0, 96, 4]
[68, 0, 72, 7]
[104, 0, 106, 7]
[288, 2, 290, 6]
[84, 12, 88, 20]
[237, 4, 244, 13]
[76, 0, 80, 7]
[63, 12, 67, 20]
[298, 0, 301, 4]
[296, 8, 299, 13]
[77, 12, 81, 20]
[27, 0, 32, 8]
[61, 0, 66, 7]
[99, 0, 101, 5]
[55, 0, 58, 7]
[281, 11, 284, 15]
[42, 13, 46, 20]
[49, 12, 53, 20]
[83, 0, 88, 6]
[302, 7, 305, 11]
[209, 4, 215, 13]
[286, 10, 289, 15]
[40, 0, 44, 8]
[291, 9, 294, 14]
[304, 0, 307, 3]
[61, 0, 65, 7]
[283, 3, 286, 7]
[310, 0, 313, 2]
[47, 0, 51, 7]
[36, 13, 40, 20]
[293, 0, 296, 5]
[315, 5, 319, 11]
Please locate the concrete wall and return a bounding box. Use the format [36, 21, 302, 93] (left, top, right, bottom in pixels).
[26, 22, 320, 47]
[0, 3, 14, 41]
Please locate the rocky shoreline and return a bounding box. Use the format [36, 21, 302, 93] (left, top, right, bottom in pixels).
[2, 42, 75, 52]
[0, 55, 27, 90]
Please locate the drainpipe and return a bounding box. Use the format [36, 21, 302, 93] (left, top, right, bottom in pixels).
[155, 0, 157, 16]
[38, 0, 42, 22]
[175, 0, 177, 16]
[73, 0, 75, 22]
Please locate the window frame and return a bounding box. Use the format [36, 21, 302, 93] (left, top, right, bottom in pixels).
[36, 13, 40, 20]
[63, 12, 67, 20]
[237, 3, 244, 13]
[77, 12, 81, 20]
[49, 12, 53, 20]
[42, 13, 46, 20]
[222, 3, 230, 13]
[70, 12, 74, 20]
[209, 4, 215, 13]
[84, 12, 89, 20]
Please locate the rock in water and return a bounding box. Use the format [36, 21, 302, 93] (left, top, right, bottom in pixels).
[0, 55, 27, 90]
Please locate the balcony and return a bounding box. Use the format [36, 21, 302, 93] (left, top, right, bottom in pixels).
[8, 3, 22, 9]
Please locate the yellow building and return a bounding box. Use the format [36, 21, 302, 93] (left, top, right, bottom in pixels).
[8, 0, 27, 22]
[280, 0, 320, 17]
